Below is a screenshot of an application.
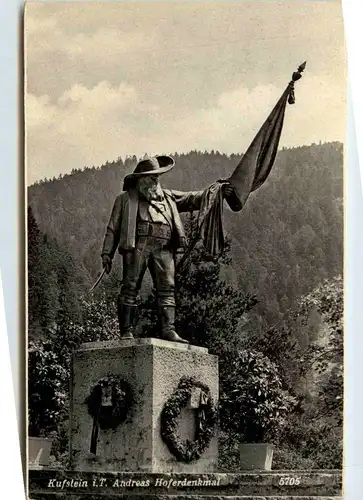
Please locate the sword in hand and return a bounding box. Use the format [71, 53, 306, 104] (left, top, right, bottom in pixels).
[89, 254, 112, 292]
[89, 268, 107, 293]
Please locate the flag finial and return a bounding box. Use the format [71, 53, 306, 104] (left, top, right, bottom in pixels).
[288, 61, 307, 104]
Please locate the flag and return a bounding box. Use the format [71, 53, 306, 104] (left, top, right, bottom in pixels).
[227, 62, 306, 212]
[176, 62, 306, 271]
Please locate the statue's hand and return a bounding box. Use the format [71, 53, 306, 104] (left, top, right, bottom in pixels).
[221, 182, 235, 198]
[102, 255, 112, 274]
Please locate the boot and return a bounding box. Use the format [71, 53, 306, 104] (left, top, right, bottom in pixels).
[117, 298, 135, 339]
[158, 305, 188, 344]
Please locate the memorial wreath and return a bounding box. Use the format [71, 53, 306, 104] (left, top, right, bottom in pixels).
[86, 375, 133, 431]
[160, 376, 217, 463]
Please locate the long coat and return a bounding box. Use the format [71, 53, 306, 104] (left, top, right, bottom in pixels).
[101, 188, 204, 258]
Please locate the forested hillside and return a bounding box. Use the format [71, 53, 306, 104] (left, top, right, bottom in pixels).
[28, 142, 343, 324]
[28, 207, 85, 338]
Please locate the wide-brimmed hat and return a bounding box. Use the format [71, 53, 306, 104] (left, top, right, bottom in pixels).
[124, 155, 174, 181]
[123, 155, 174, 190]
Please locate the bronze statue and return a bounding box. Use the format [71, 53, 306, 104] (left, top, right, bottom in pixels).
[101, 64, 306, 344]
[101, 155, 235, 343]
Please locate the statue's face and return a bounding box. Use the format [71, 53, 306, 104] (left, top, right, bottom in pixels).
[138, 175, 159, 189]
[137, 175, 163, 200]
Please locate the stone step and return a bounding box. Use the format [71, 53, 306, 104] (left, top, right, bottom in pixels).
[29, 469, 342, 498]
[29, 496, 341, 500]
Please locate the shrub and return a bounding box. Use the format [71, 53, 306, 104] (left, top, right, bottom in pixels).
[220, 350, 297, 443]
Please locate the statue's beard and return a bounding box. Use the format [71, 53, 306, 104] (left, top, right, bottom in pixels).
[137, 181, 163, 201]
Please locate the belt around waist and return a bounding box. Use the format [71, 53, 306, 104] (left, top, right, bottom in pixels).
[137, 221, 172, 240]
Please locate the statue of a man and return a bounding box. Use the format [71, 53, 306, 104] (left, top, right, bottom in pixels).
[101, 155, 234, 344]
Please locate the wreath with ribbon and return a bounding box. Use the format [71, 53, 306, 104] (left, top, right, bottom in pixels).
[85, 376, 133, 454]
[160, 376, 217, 463]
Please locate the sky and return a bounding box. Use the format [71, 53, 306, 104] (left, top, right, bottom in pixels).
[25, 1, 346, 184]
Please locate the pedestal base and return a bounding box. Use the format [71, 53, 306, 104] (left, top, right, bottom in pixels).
[70, 339, 218, 473]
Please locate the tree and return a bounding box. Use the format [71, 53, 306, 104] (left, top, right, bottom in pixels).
[246, 323, 304, 391]
[28, 338, 68, 437]
[27, 206, 61, 337]
[297, 276, 343, 423]
[28, 206, 42, 337]
[267, 276, 344, 469]
[27, 205, 86, 338]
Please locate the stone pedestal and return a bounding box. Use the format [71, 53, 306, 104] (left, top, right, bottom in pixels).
[69, 339, 218, 473]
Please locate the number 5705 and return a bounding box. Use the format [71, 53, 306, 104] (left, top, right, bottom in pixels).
[278, 477, 301, 486]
